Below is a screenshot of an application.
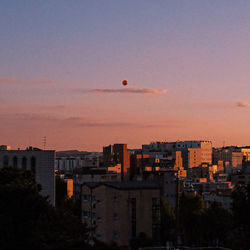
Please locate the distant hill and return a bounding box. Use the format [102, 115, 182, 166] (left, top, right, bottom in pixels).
[56, 150, 102, 157]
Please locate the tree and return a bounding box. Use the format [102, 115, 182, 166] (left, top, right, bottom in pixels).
[203, 202, 232, 247]
[231, 184, 250, 228]
[179, 193, 205, 246]
[160, 198, 176, 244]
[56, 176, 81, 218]
[130, 232, 153, 250]
[0, 167, 89, 250]
[55, 176, 68, 207]
[230, 184, 250, 249]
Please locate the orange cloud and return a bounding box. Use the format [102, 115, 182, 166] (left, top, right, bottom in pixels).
[236, 101, 250, 108]
[88, 86, 168, 95]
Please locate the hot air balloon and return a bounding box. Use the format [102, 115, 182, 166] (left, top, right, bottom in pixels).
[122, 80, 128, 86]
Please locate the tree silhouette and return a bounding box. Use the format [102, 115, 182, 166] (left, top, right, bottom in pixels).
[0, 167, 89, 250]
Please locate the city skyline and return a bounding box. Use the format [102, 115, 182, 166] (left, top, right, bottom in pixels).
[1, 0, 250, 151]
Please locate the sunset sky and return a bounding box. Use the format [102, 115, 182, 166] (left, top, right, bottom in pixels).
[1, 0, 250, 151]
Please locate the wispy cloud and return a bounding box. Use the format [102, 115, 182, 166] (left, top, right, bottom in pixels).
[0, 113, 175, 129]
[88, 86, 168, 95]
[236, 101, 250, 108]
[0, 77, 54, 85]
[0, 77, 17, 83]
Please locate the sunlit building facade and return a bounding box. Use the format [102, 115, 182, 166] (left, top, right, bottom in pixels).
[81, 181, 160, 247]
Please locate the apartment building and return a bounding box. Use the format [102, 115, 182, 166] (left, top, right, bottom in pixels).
[56, 151, 102, 172]
[73, 168, 121, 198]
[176, 141, 212, 166]
[103, 144, 130, 181]
[81, 181, 160, 247]
[142, 141, 212, 170]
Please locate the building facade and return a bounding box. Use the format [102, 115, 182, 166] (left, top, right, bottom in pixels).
[0, 146, 55, 205]
[103, 144, 130, 181]
[141, 141, 212, 170]
[56, 151, 102, 173]
[81, 181, 160, 247]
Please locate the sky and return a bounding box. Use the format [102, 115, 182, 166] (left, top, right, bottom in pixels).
[0, 0, 250, 151]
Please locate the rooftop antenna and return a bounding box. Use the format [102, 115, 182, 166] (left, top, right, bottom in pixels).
[223, 140, 225, 148]
[42, 136, 47, 150]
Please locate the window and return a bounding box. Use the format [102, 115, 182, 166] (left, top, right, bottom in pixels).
[113, 231, 119, 239]
[96, 233, 102, 239]
[113, 195, 119, 202]
[83, 210, 89, 218]
[83, 195, 88, 201]
[31, 156, 36, 173]
[13, 156, 18, 168]
[113, 212, 119, 221]
[3, 155, 9, 167]
[22, 157, 27, 170]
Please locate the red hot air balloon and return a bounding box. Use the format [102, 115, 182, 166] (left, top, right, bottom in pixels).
[122, 80, 128, 86]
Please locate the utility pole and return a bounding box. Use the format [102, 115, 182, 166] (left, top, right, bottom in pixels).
[42, 136, 47, 150]
[175, 169, 181, 247]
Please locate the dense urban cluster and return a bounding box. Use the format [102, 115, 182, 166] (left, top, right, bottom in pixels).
[0, 141, 250, 249]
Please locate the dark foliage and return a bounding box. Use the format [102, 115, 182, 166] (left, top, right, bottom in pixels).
[203, 202, 232, 247]
[230, 184, 250, 250]
[56, 176, 81, 218]
[0, 167, 89, 250]
[130, 232, 153, 250]
[160, 198, 176, 243]
[179, 193, 206, 246]
[177, 187, 249, 249]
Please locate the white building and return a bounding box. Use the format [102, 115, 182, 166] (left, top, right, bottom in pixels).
[0, 146, 55, 205]
[56, 151, 102, 172]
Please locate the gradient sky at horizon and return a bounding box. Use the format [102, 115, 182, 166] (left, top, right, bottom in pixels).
[0, 0, 250, 151]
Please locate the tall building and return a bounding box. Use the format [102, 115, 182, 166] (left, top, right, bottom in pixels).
[213, 146, 245, 170]
[240, 148, 250, 161]
[176, 141, 212, 165]
[81, 181, 160, 247]
[182, 148, 202, 169]
[130, 153, 156, 180]
[103, 144, 130, 180]
[0, 146, 55, 205]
